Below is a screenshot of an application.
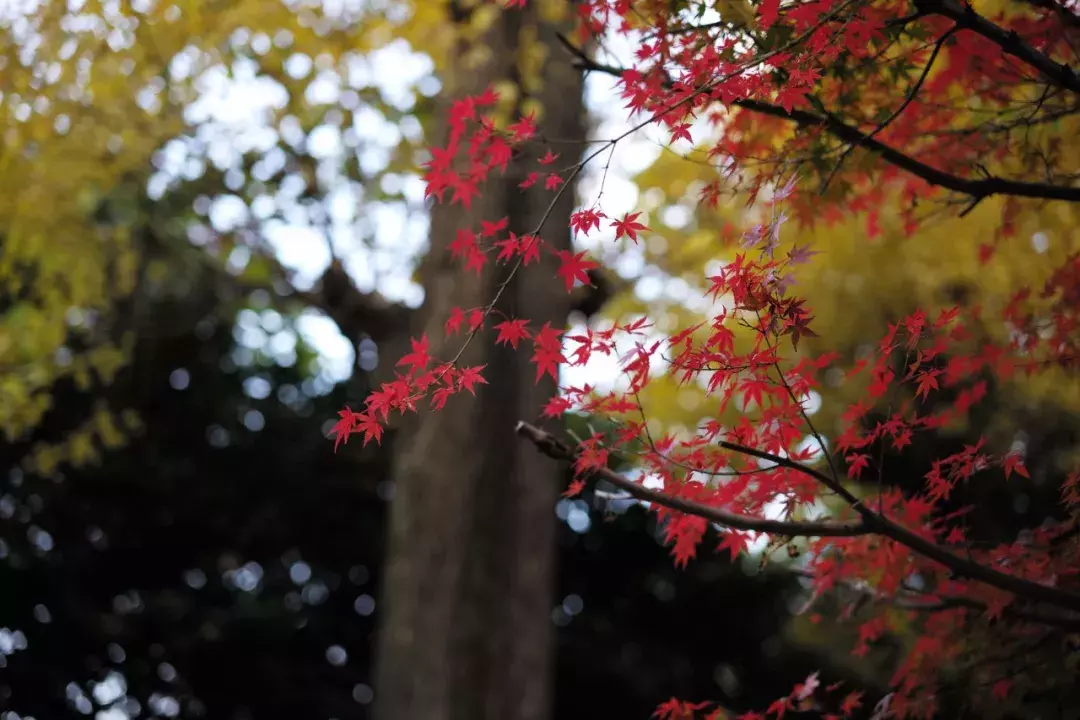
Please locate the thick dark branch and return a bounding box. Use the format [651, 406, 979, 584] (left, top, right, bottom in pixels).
[563, 36, 1080, 203]
[740, 98, 1080, 201]
[514, 421, 871, 537]
[233, 255, 412, 343]
[305, 259, 413, 342]
[920, 0, 1080, 94]
[519, 421, 1080, 612]
[722, 433, 1080, 611]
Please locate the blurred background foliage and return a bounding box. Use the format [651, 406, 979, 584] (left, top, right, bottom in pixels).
[1, 0, 1078, 718]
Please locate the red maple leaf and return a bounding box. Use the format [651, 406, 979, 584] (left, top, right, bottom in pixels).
[494, 318, 531, 349]
[485, 136, 512, 173]
[570, 208, 607, 235]
[494, 233, 519, 263]
[519, 171, 541, 189]
[564, 478, 586, 497]
[556, 250, 598, 292]
[480, 216, 509, 237]
[766, 696, 790, 719]
[448, 228, 477, 260]
[914, 369, 941, 401]
[457, 365, 488, 395]
[431, 385, 454, 411]
[840, 691, 863, 716]
[450, 175, 481, 208]
[507, 111, 536, 142]
[464, 245, 486, 275]
[353, 411, 384, 447]
[670, 122, 693, 143]
[846, 453, 871, 479]
[611, 212, 649, 243]
[474, 86, 499, 105]
[654, 698, 710, 719]
[396, 335, 431, 374]
[718, 530, 750, 560]
[543, 395, 573, 418]
[758, 0, 780, 29]
[330, 408, 357, 451]
[1003, 452, 1030, 479]
[531, 322, 564, 383]
[445, 306, 466, 336]
[520, 234, 542, 265]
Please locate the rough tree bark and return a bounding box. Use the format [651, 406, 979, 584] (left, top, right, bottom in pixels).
[372, 3, 585, 720]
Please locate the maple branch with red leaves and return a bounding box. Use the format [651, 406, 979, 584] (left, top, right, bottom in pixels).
[820, 24, 958, 195]
[918, 0, 1080, 95]
[514, 420, 870, 537]
[517, 420, 1080, 613]
[333, 0, 1080, 711]
[792, 569, 1080, 633]
[561, 37, 1080, 204]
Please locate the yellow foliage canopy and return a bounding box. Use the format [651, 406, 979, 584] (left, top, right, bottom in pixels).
[0, 0, 456, 474]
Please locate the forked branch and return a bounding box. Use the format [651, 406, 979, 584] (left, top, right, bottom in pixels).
[516, 421, 1080, 612]
[560, 34, 1080, 204]
[514, 421, 870, 537]
[919, 0, 1080, 96]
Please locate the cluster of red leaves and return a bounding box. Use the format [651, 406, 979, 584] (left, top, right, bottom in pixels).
[334, 0, 1080, 717]
[656, 671, 865, 720]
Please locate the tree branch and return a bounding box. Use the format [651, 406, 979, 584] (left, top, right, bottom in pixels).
[517, 421, 1080, 612]
[514, 421, 871, 537]
[302, 259, 413, 343]
[821, 24, 958, 194]
[226, 237, 413, 344]
[791, 569, 1080, 632]
[920, 0, 1080, 95]
[720, 434, 1080, 612]
[741, 98, 1080, 201]
[1018, 0, 1080, 29]
[561, 34, 1080, 203]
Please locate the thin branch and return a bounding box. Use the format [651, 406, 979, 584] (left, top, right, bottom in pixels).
[517, 421, 1080, 612]
[791, 569, 1080, 632]
[906, 594, 1080, 632]
[821, 25, 958, 195]
[514, 421, 871, 537]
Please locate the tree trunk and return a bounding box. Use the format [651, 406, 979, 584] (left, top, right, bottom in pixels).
[373, 3, 584, 720]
